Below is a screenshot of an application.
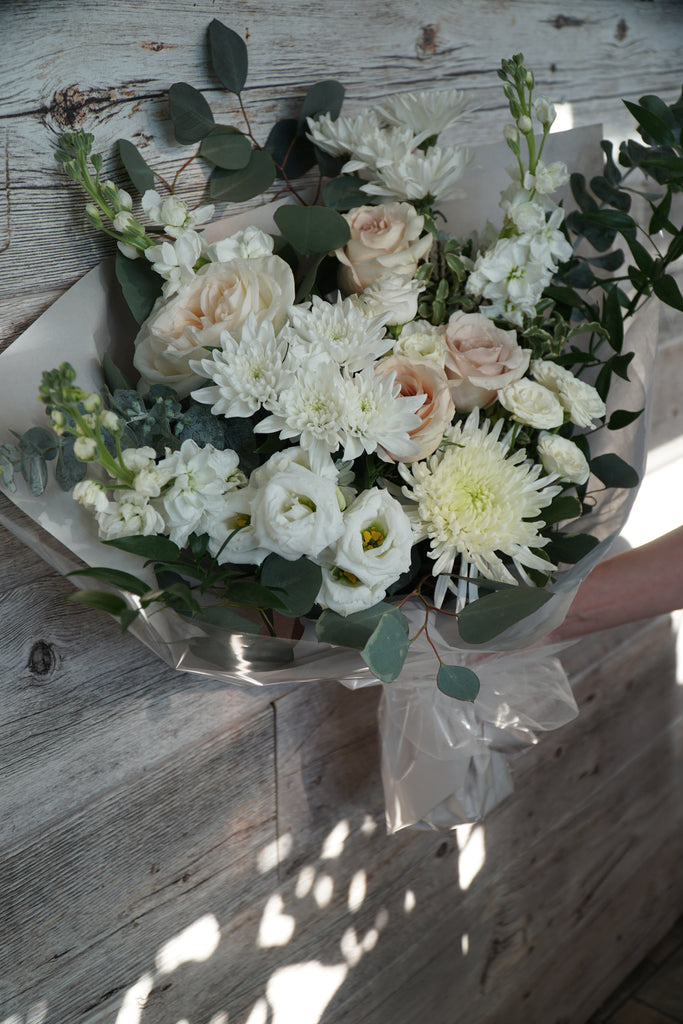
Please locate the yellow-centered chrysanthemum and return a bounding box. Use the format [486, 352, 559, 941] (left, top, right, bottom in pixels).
[399, 410, 562, 587]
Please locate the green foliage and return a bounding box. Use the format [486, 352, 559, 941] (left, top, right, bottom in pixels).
[437, 663, 480, 702]
[117, 139, 155, 193]
[260, 554, 322, 617]
[457, 587, 553, 644]
[210, 149, 276, 202]
[274, 204, 350, 255]
[68, 566, 153, 596]
[208, 18, 249, 95]
[168, 82, 216, 144]
[114, 251, 162, 324]
[545, 532, 600, 565]
[590, 453, 639, 488]
[361, 608, 410, 682]
[265, 119, 317, 180]
[199, 126, 252, 169]
[105, 534, 181, 562]
[299, 80, 345, 129]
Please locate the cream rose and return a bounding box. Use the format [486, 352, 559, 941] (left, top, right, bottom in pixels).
[537, 432, 590, 485]
[133, 254, 295, 397]
[376, 355, 454, 461]
[531, 360, 606, 428]
[497, 379, 565, 429]
[335, 202, 432, 293]
[444, 311, 530, 411]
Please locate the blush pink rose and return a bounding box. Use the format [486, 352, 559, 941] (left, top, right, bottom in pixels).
[443, 310, 530, 411]
[376, 355, 454, 462]
[335, 203, 433, 293]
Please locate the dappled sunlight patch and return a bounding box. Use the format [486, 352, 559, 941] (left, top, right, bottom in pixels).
[456, 823, 486, 890]
[1, 1001, 49, 1024]
[155, 914, 220, 974]
[257, 831, 293, 873]
[313, 873, 335, 908]
[347, 868, 367, 912]
[257, 894, 296, 948]
[266, 962, 349, 1024]
[550, 102, 574, 133]
[320, 818, 350, 859]
[461, 932, 470, 956]
[403, 888, 417, 913]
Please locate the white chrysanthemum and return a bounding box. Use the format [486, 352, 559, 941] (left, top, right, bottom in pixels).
[190, 314, 290, 418]
[254, 358, 348, 460]
[284, 295, 390, 371]
[205, 226, 274, 264]
[342, 366, 423, 461]
[157, 440, 246, 548]
[399, 410, 561, 587]
[95, 491, 165, 541]
[306, 109, 383, 158]
[342, 125, 418, 176]
[373, 88, 471, 139]
[360, 144, 470, 203]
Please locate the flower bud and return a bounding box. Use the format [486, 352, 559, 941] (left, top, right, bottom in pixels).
[102, 180, 119, 204]
[85, 203, 102, 228]
[51, 410, 65, 427]
[525, 70, 535, 88]
[534, 97, 557, 127]
[117, 188, 133, 211]
[82, 393, 102, 413]
[100, 410, 122, 433]
[113, 210, 135, 233]
[82, 413, 97, 430]
[117, 241, 140, 260]
[517, 114, 533, 134]
[503, 124, 520, 153]
[74, 437, 98, 461]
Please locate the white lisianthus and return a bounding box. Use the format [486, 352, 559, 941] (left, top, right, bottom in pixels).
[95, 492, 165, 541]
[531, 360, 606, 427]
[73, 479, 109, 512]
[134, 254, 295, 398]
[353, 273, 425, 326]
[360, 144, 470, 203]
[206, 489, 271, 566]
[249, 445, 340, 490]
[157, 440, 246, 548]
[284, 295, 390, 371]
[144, 230, 204, 297]
[372, 88, 471, 140]
[399, 410, 561, 588]
[250, 462, 344, 560]
[537, 432, 590, 485]
[205, 226, 274, 263]
[497, 378, 565, 429]
[394, 321, 447, 365]
[318, 488, 414, 614]
[190, 314, 291, 418]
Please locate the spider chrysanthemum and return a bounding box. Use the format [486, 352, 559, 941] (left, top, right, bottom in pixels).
[400, 410, 562, 588]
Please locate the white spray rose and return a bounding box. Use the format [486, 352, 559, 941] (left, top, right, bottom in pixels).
[537, 432, 590, 485]
[531, 360, 606, 427]
[497, 379, 565, 429]
[394, 321, 447, 365]
[354, 273, 425, 326]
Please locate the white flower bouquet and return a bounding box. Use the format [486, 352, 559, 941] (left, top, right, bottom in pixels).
[1, 23, 681, 831]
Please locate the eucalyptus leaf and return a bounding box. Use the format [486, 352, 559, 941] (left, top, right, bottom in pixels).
[117, 139, 155, 193]
[21, 454, 48, 496]
[199, 126, 252, 169]
[102, 353, 132, 392]
[210, 149, 276, 202]
[177, 400, 226, 448]
[437, 663, 480, 702]
[265, 119, 316, 179]
[316, 601, 398, 649]
[361, 609, 410, 682]
[168, 82, 215, 145]
[208, 18, 248, 95]
[274, 204, 350, 256]
[115, 251, 163, 324]
[20, 427, 58, 458]
[457, 587, 553, 644]
[227, 580, 287, 611]
[543, 495, 583, 525]
[546, 532, 601, 564]
[299, 80, 345, 130]
[55, 437, 87, 490]
[260, 554, 322, 617]
[590, 453, 639, 488]
[196, 604, 261, 635]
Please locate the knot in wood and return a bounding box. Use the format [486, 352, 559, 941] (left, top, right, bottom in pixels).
[27, 639, 56, 678]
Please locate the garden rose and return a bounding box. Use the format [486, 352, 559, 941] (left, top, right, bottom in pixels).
[133, 254, 295, 397]
[376, 355, 454, 461]
[335, 202, 432, 293]
[531, 360, 606, 427]
[443, 311, 530, 411]
[537, 432, 590, 485]
[497, 379, 564, 429]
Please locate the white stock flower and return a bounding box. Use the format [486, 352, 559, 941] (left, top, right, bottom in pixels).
[531, 360, 606, 427]
[144, 230, 204, 297]
[134, 254, 295, 398]
[399, 410, 561, 587]
[360, 144, 470, 203]
[141, 190, 214, 232]
[342, 365, 423, 461]
[284, 295, 390, 371]
[497, 378, 565, 429]
[373, 88, 471, 139]
[353, 273, 425, 326]
[96, 492, 165, 541]
[157, 440, 245, 548]
[394, 321, 447, 365]
[205, 226, 274, 263]
[121, 446, 158, 473]
[466, 235, 549, 325]
[528, 207, 573, 267]
[523, 161, 569, 196]
[74, 437, 97, 461]
[250, 462, 344, 560]
[534, 97, 556, 127]
[113, 210, 135, 233]
[190, 314, 290, 418]
[537, 432, 590, 485]
[73, 479, 109, 512]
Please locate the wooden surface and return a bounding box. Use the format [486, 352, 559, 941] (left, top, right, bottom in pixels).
[1, 3, 683, 1023]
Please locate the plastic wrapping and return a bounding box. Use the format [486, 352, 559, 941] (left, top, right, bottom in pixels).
[0, 126, 660, 832]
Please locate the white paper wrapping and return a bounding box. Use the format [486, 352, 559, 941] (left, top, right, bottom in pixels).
[0, 126, 660, 832]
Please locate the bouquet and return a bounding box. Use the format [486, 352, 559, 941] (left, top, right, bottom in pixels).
[2, 22, 682, 830]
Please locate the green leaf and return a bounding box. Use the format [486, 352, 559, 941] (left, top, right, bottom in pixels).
[625, 235, 655, 274]
[546, 532, 600, 564]
[55, 438, 87, 490]
[316, 601, 398, 649]
[543, 495, 583, 525]
[590, 453, 639, 488]
[67, 589, 129, 617]
[274, 204, 350, 256]
[437, 663, 480, 702]
[208, 18, 248, 95]
[566, 210, 616, 253]
[210, 148, 276, 202]
[294, 254, 325, 304]
[102, 353, 131, 392]
[624, 99, 675, 146]
[570, 173, 598, 213]
[600, 140, 622, 186]
[361, 609, 410, 682]
[117, 139, 155, 193]
[21, 454, 48, 496]
[168, 82, 215, 145]
[602, 287, 624, 353]
[607, 408, 643, 430]
[653, 273, 683, 312]
[199, 126, 252, 169]
[649, 191, 672, 234]
[68, 567, 152, 595]
[196, 604, 261, 635]
[105, 535, 181, 562]
[589, 176, 630, 212]
[265, 118, 317, 180]
[579, 209, 636, 234]
[260, 554, 322, 617]
[227, 580, 288, 611]
[177, 400, 226, 448]
[20, 427, 58, 458]
[457, 587, 553, 644]
[299, 80, 345, 130]
[114, 251, 163, 324]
